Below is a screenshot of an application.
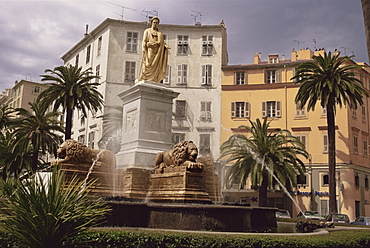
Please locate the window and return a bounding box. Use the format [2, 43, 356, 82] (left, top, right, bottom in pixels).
[322, 174, 329, 186]
[295, 103, 306, 117]
[95, 64, 100, 83]
[88, 131, 95, 149]
[355, 173, 360, 188]
[75, 54, 79, 68]
[323, 134, 328, 153]
[365, 176, 369, 189]
[176, 100, 186, 118]
[266, 70, 278, 83]
[177, 64, 188, 85]
[199, 134, 211, 153]
[354, 135, 359, 154]
[126, 32, 138, 52]
[296, 135, 307, 148]
[235, 71, 246, 85]
[297, 174, 307, 186]
[201, 64, 212, 85]
[32, 86, 41, 95]
[231, 102, 250, 118]
[202, 35, 213, 56]
[163, 65, 171, 84]
[172, 133, 185, 144]
[200, 101, 212, 122]
[364, 139, 368, 157]
[177, 35, 189, 55]
[262, 101, 281, 118]
[362, 106, 366, 122]
[322, 106, 327, 116]
[97, 36, 102, 56]
[352, 108, 357, 117]
[86, 45, 91, 64]
[124, 61, 136, 83]
[80, 115, 85, 126]
[78, 135, 85, 144]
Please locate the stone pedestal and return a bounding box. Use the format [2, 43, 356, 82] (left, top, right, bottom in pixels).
[115, 81, 179, 200]
[116, 81, 179, 169]
[148, 166, 212, 203]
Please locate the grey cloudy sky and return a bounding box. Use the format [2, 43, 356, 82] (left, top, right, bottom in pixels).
[0, 0, 366, 90]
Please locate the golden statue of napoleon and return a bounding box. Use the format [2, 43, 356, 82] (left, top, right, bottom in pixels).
[138, 16, 170, 83]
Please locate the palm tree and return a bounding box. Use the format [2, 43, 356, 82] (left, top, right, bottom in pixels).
[12, 100, 64, 172]
[293, 51, 368, 214]
[0, 104, 15, 130]
[39, 65, 103, 140]
[0, 131, 33, 180]
[220, 118, 308, 207]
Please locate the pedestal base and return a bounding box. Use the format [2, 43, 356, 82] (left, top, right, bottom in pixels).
[121, 167, 151, 200]
[148, 166, 212, 204]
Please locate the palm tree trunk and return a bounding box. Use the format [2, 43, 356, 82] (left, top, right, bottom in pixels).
[259, 170, 269, 207]
[362, 0, 370, 61]
[327, 98, 338, 214]
[65, 107, 73, 140]
[31, 149, 39, 173]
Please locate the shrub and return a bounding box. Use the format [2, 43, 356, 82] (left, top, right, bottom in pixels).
[0, 168, 110, 248]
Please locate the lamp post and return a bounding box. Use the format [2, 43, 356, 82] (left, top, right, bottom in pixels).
[309, 154, 314, 210]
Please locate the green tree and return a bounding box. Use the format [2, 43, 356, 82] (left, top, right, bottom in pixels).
[0, 168, 110, 248]
[12, 100, 64, 172]
[220, 118, 308, 207]
[39, 65, 103, 140]
[0, 131, 33, 180]
[293, 51, 368, 214]
[0, 104, 15, 130]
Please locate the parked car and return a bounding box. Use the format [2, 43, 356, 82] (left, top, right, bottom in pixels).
[325, 213, 350, 224]
[275, 209, 291, 218]
[351, 216, 370, 226]
[297, 210, 325, 220]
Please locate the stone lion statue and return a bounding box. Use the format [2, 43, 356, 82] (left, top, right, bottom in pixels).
[54, 139, 116, 168]
[155, 141, 203, 173]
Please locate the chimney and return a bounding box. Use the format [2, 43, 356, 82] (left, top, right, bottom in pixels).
[291, 50, 297, 62]
[254, 53, 261, 64]
[84, 24, 89, 37]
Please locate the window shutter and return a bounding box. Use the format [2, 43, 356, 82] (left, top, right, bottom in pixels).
[177, 65, 182, 84]
[231, 102, 236, 118]
[207, 65, 212, 85]
[184, 64, 188, 84]
[245, 102, 250, 118]
[276, 101, 281, 117]
[323, 134, 328, 152]
[262, 102, 267, 117]
[202, 65, 206, 85]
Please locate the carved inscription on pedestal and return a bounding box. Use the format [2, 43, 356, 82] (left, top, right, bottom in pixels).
[125, 109, 137, 133]
[145, 109, 165, 132]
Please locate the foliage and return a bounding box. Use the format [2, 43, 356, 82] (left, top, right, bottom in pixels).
[12, 99, 64, 172]
[51, 229, 370, 248]
[0, 168, 111, 248]
[0, 105, 16, 131]
[39, 64, 103, 140]
[293, 51, 368, 213]
[219, 118, 308, 207]
[0, 131, 33, 180]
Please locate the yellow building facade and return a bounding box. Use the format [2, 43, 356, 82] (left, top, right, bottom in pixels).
[221, 49, 370, 220]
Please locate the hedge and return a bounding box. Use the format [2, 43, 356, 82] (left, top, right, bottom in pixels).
[1, 228, 370, 248]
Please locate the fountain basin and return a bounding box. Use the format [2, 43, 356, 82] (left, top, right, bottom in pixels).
[104, 201, 277, 232]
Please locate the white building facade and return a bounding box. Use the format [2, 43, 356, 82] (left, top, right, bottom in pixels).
[61, 18, 228, 160]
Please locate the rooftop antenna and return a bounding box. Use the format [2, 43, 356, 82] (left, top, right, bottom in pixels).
[341, 47, 349, 55]
[293, 40, 303, 51]
[107, 2, 136, 20]
[191, 10, 204, 25]
[141, 9, 159, 23]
